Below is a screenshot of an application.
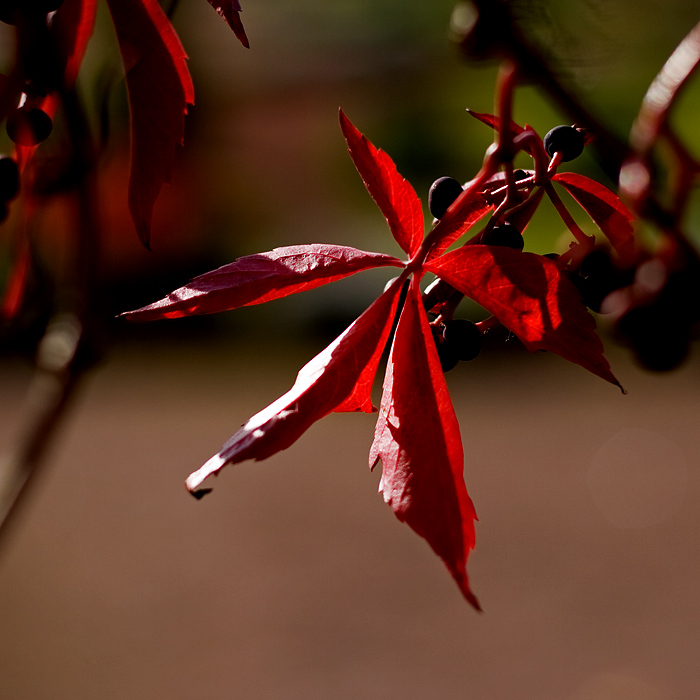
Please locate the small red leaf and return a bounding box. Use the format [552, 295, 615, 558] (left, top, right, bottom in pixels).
[425, 247, 621, 388]
[185, 281, 402, 491]
[369, 279, 480, 609]
[553, 173, 636, 263]
[106, 0, 195, 249]
[205, 0, 249, 48]
[465, 109, 526, 137]
[426, 195, 493, 260]
[52, 0, 98, 86]
[339, 110, 424, 257]
[121, 244, 404, 321]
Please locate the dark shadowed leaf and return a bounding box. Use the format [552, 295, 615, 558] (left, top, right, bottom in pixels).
[425, 247, 621, 388]
[339, 110, 424, 257]
[368, 279, 480, 609]
[504, 185, 544, 234]
[205, 0, 249, 48]
[105, 0, 195, 249]
[122, 244, 404, 320]
[185, 281, 402, 492]
[553, 173, 636, 263]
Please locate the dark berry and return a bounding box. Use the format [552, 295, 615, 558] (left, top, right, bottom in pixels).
[6, 107, 53, 146]
[39, 0, 66, 11]
[513, 169, 529, 181]
[481, 221, 524, 250]
[543, 125, 585, 162]
[618, 306, 690, 372]
[0, 0, 20, 23]
[0, 156, 20, 201]
[431, 325, 460, 372]
[575, 248, 631, 312]
[428, 176, 463, 219]
[0, 0, 63, 22]
[443, 319, 482, 361]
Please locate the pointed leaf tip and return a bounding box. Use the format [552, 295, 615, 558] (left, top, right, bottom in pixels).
[206, 1, 249, 47]
[370, 280, 479, 608]
[339, 110, 424, 257]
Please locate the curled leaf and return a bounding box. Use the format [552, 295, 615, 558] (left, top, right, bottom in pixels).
[340, 110, 424, 257]
[185, 281, 402, 493]
[425, 247, 621, 388]
[122, 244, 403, 320]
[106, 0, 195, 248]
[53, 0, 98, 87]
[369, 280, 480, 609]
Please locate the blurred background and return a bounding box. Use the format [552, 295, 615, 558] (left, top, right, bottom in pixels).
[1, 0, 700, 697]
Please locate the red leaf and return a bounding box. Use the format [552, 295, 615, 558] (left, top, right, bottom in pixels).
[553, 173, 636, 263]
[121, 244, 404, 321]
[205, 0, 249, 48]
[52, 0, 98, 86]
[105, 0, 195, 249]
[425, 247, 622, 388]
[369, 279, 480, 609]
[339, 109, 424, 257]
[185, 281, 402, 492]
[0, 239, 31, 321]
[465, 109, 526, 137]
[426, 195, 493, 261]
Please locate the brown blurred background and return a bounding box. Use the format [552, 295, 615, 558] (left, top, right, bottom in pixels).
[2, 0, 700, 698]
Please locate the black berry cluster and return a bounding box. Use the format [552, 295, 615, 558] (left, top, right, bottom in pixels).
[617, 261, 699, 372]
[0, 0, 65, 24]
[543, 125, 585, 162]
[480, 221, 524, 250]
[432, 319, 482, 371]
[569, 248, 631, 313]
[428, 176, 463, 219]
[0, 155, 20, 223]
[6, 105, 53, 146]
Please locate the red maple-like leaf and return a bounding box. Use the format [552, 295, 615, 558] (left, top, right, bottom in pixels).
[205, 0, 249, 48]
[185, 280, 402, 492]
[340, 109, 424, 258]
[425, 246, 622, 388]
[105, 0, 195, 249]
[369, 279, 480, 609]
[125, 111, 627, 607]
[553, 172, 636, 263]
[121, 244, 404, 321]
